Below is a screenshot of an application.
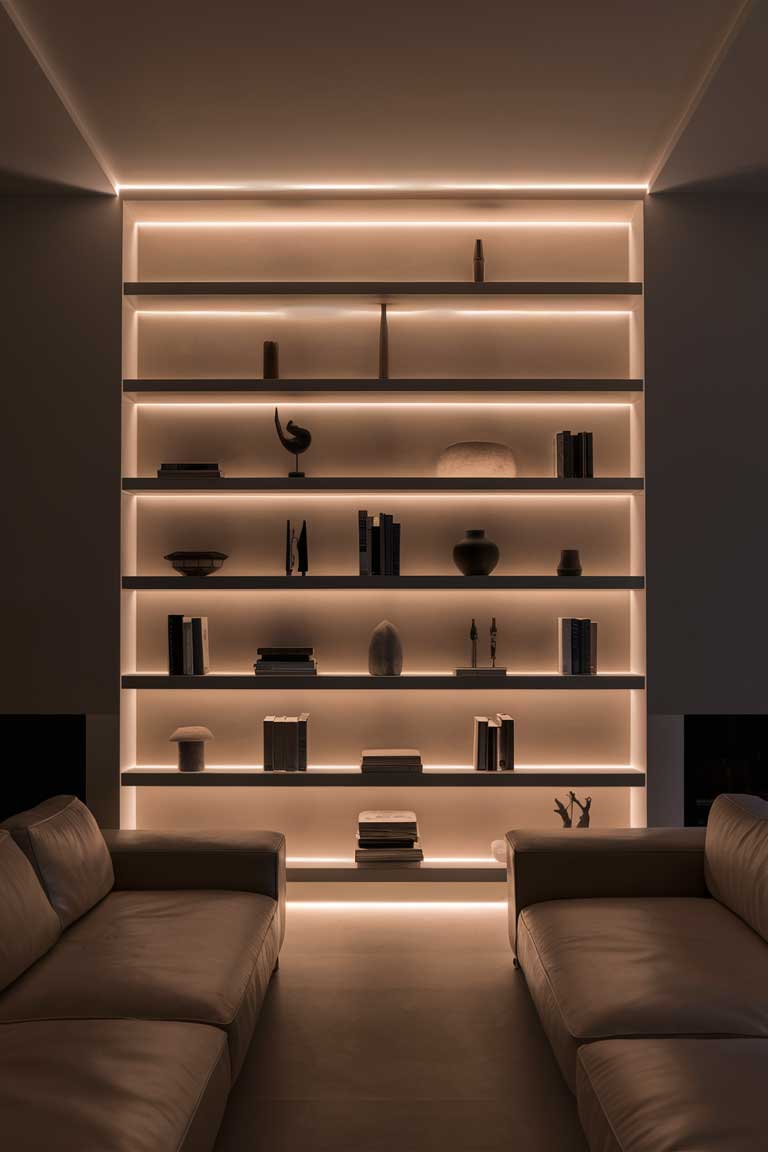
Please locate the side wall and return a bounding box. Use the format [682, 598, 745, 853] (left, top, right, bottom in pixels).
[645, 175, 768, 822]
[0, 194, 122, 824]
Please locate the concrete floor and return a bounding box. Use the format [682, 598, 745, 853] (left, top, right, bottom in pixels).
[216, 900, 587, 1151]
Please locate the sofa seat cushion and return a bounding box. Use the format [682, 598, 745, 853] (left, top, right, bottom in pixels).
[0, 1019, 229, 1152]
[577, 1038, 768, 1152]
[518, 896, 768, 1090]
[0, 889, 280, 1079]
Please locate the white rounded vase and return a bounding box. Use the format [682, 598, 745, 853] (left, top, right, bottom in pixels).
[436, 441, 517, 478]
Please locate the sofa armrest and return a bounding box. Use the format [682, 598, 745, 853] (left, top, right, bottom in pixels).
[506, 827, 707, 958]
[103, 830, 286, 945]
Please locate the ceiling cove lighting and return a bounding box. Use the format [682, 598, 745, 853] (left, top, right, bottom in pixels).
[134, 309, 632, 319]
[118, 182, 648, 194]
[133, 492, 635, 501]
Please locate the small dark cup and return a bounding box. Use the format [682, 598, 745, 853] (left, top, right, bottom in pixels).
[557, 549, 582, 577]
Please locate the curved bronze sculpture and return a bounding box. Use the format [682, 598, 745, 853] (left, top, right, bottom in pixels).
[274, 408, 312, 478]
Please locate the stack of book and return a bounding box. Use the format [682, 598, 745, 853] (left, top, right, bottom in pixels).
[158, 462, 222, 479]
[360, 748, 423, 775]
[355, 810, 423, 866]
[555, 432, 594, 478]
[473, 715, 515, 771]
[263, 714, 309, 771]
[253, 647, 317, 676]
[558, 618, 598, 674]
[358, 510, 401, 575]
[168, 614, 210, 675]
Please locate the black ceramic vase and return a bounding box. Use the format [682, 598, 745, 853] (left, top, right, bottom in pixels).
[557, 549, 582, 577]
[452, 530, 500, 576]
[368, 620, 403, 676]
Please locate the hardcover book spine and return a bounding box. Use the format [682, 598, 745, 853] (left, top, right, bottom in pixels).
[558, 618, 572, 675]
[564, 431, 574, 479]
[393, 522, 401, 576]
[486, 720, 499, 771]
[585, 432, 594, 478]
[497, 715, 515, 771]
[273, 718, 285, 772]
[371, 519, 381, 576]
[191, 617, 209, 675]
[380, 513, 392, 576]
[263, 716, 275, 771]
[283, 719, 299, 772]
[358, 510, 370, 576]
[473, 716, 489, 771]
[182, 617, 194, 675]
[168, 614, 184, 675]
[574, 432, 585, 479]
[297, 712, 309, 771]
[589, 621, 598, 674]
[555, 432, 565, 478]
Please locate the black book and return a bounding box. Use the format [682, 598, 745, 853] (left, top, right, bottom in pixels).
[370, 519, 381, 576]
[486, 720, 499, 771]
[168, 614, 184, 675]
[380, 513, 393, 576]
[497, 714, 515, 771]
[392, 522, 401, 576]
[357, 838, 417, 849]
[263, 716, 275, 771]
[574, 619, 590, 674]
[157, 469, 222, 478]
[358, 510, 370, 576]
[555, 432, 565, 478]
[573, 433, 584, 479]
[588, 621, 598, 674]
[257, 647, 314, 658]
[473, 716, 489, 771]
[160, 462, 219, 472]
[585, 432, 594, 478]
[297, 712, 309, 771]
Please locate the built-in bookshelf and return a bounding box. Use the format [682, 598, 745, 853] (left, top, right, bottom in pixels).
[121, 196, 646, 880]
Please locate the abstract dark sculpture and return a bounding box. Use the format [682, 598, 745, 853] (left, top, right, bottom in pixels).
[470, 618, 478, 669]
[285, 519, 309, 575]
[554, 791, 592, 828]
[274, 408, 312, 477]
[490, 617, 498, 668]
[369, 620, 403, 676]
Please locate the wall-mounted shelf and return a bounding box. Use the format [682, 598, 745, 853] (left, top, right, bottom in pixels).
[124, 378, 644, 398]
[123, 575, 644, 590]
[286, 862, 506, 883]
[125, 280, 642, 297]
[121, 767, 645, 788]
[122, 673, 644, 690]
[123, 477, 644, 494]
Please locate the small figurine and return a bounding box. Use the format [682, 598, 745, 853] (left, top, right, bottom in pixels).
[490, 617, 498, 668]
[572, 792, 592, 828]
[274, 408, 312, 478]
[470, 618, 478, 669]
[554, 791, 592, 829]
[554, 798, 572, 828]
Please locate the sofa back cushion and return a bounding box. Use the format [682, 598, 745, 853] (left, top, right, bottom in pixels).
[705, 793, 768, 942]
[0, 831, 61, 990]
[1, 796, 114, 929]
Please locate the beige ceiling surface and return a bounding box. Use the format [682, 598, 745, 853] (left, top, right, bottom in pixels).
[5, 0, 744, 189]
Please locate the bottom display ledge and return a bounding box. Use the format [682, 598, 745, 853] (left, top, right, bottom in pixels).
[286, 861, 505, 883]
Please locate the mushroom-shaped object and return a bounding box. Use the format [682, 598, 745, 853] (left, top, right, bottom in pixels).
[170, 725, 213, 773]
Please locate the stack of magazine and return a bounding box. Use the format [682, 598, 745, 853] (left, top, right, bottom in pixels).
[158, 462, 221, 479]
[253, 647, 317, 676]
[361, 749, 423, 775]
[355, 810, 423, 866]
[263, 714, 309, 771]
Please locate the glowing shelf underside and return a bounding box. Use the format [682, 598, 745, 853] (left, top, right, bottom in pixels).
[122, 673, 644, 690]
[121, 766, 645, 787]
[123, 477, 644, 493]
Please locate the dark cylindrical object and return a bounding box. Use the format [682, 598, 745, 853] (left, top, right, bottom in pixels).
[453, 529, 500, 576]
[177, 741, 206, 773]
[557, 549, 583, 577]
[263, 340, 279, 380]
[378, 304, 388, 380]
[473, 239, 485, 283]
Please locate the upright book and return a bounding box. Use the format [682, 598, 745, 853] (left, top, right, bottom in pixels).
[497, 714, 515, 771]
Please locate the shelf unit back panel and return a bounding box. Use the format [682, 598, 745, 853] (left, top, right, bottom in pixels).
[137, 402, 632, 479]
[136, 685, 631, 768]
[136, 310, 631, 380]
[134, 784, 632, 855]
[134, 494, 632, 575]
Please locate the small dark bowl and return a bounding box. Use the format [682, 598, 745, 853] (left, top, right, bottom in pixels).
[164, 551, 228, 577]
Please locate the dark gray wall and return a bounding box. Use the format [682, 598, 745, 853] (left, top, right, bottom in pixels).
[644, 174, 768, 820]
[0, 193, 122, 822]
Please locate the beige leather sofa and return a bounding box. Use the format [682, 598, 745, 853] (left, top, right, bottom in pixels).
[0, 795, 285, 1152]
[507, 793, 768, 1152]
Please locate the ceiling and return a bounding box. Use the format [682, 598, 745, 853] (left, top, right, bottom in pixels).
[0, 0, 755, 194]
